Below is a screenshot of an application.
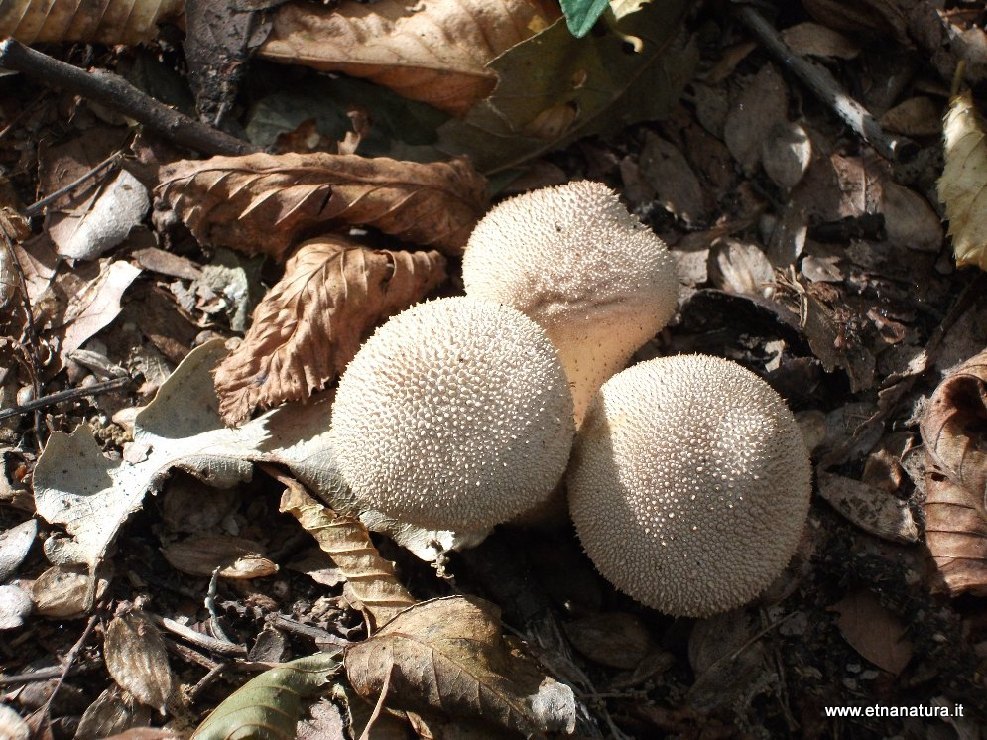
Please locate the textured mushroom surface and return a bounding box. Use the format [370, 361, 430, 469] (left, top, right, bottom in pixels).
[567, 354, 811, 617]
[330, 296, 575, 532]
[462, 181, 678, 425]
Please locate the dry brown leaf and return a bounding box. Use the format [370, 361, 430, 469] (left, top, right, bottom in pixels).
[780, 22, 859, 60]
[816, 470, 919, 544]
[0, 0, 182, 44]
[275, 468, 416, 633]
[829, 590, 913, 675]
[723, 64, 789, 175]
[161, 534, 278, 579]
[939, 91, 987, 271]
[105, 609, 175, 713]
[707, 238, 774, 297]
[879, 96, 942, 137]
[213, 235, 446, 425]
[156, 153, 487, 260]
[258, 0, 560, 116]
[920, 349, 987, 595]
[344, 596, 575, 736]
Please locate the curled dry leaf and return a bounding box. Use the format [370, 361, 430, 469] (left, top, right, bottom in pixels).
[0, 0, 182, 45]
[259, 0, 561, 117]
[920, 348, 987, 595]
[345, 596, 576, 736]
[161, 534, 278, 579]
[213, 235, 446, 425]
[816, 470, 919, 544]
[32, 563, 110, 618]
[156, 153, 487, 260]
[105, 609, 174, 713]
[940, 91, 987, 271]
[275, 469, 416, 633]
[190, 652, 341, 740]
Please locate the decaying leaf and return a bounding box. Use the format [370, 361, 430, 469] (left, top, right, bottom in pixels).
[156, 153, 487, 260]
[33, 340, 483, 600]
[76, 685, 154, 740]
[880, 96, 942, 137]
[436, 0, 695, 173]
[0, 704, 29, 740]
[0, 207, 30, 310]
[779, 22, 859, 60]
[161, 534, 278, 579]
[816, 470, 919, 544]
[51, 169, 150, 261]
[344, 596, 576, 736]
[258, 0, 561, 116]
[562, 612, 653, 670]
[940, 91, 987, 271]
[686, 609, 770, 712]
[61, 260, 142, 355]
[920, 349, 987, 595]
[0, 584, 33, 630]
[829, 590, 913, 675]
[213, 235, 446, 425]
[707, 238, 774, 298]
[276, 470, 416, 633]
[191, 652, 342, 740]
[105, 609, 174, 713]
[31, 563, 110, 618]
[0, 0, 183, 44]
[723, 64, 789, 175]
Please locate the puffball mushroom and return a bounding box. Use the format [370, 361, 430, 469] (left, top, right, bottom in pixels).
[330, 296, 575, 532]
[567, 354, 811, 617]
[462, 181, 678, 425]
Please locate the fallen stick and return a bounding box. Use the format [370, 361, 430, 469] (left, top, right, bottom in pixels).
[0, 375, 131, 422]
[0, 39, 258, 158]
[733, 4, 918, 163]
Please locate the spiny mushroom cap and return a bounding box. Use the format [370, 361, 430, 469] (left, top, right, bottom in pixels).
[567, 354, 811, 617]
[462, 180, 679, 425]
[330, 296, 575, 532]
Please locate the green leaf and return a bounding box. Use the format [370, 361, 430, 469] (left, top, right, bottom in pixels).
[560, 0, 610, 37]
[436, 0, 695, 174]
[191, 652, 342, 740]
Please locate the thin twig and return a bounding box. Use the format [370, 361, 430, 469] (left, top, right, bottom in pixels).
[0, 375, 131, 422]
[205, 568, 234, 645]
[269, 613, 351, 647]
[732, 3, 918, 163]
[42, 615, 98, 716]
[150, 613, 248, 658]
[0, 661, 103, 686]
[25, 151, 123, 217]
[0, 39, 258, 157]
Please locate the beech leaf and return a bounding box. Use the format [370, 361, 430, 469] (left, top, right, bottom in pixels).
[275, 470, 416, 633]
[213, 235, 446, 425]
[105, 610, 174, 713]
[191, 652, 342, 740]
[0, 0, 182, 45]
[258, 0, 561, 117]
[939, 91, 987, 271]
[920, 348, 987, 595]
[344, 596, 576, 736]
[156, 153, 487, 260]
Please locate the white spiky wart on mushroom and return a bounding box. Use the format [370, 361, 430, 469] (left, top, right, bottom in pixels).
[567, 354, 812, 618]
[330, 296, 575, 532]
[462, 180, 679, 425]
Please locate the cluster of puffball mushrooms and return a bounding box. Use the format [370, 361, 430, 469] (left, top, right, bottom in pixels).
[329, 181, 812, 618]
